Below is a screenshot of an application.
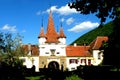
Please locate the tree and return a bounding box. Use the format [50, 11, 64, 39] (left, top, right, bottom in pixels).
[69, 0, 120, 24]
[0, 32, 25, 66]
[69, 0, 120, 66]
[0, 32, 5, 53]
[0, 33, 25, 79]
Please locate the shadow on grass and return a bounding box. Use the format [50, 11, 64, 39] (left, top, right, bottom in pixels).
[0, 64, 120, 80]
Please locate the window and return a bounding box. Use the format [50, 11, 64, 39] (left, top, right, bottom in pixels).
[98, 52, 101, 59]
[21, 58, 26, 62]
[88, 59, 91, 65]
[81, 59, 86, 64]
[42, 61, 44, 64]
[50, 49, 55, 56]
[46, 52, 49, 54]
[69, 59, 78, 64]
[57, 52, 60, 54]
[61, 47, 64, 49]
[41, 47, 45, 49]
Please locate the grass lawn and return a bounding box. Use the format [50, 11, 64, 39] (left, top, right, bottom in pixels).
[25, 75, 45, 80]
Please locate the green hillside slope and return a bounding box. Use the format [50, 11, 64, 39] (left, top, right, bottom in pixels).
[71, 21, 114, 45]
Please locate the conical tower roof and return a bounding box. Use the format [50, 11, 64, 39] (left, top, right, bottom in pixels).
[38, 26, 46, 38]
[45, 10, 59, 43]
[59, 25, 66, 38]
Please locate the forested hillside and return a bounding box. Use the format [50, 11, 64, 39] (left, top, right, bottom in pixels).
[70, 21, 114, 45]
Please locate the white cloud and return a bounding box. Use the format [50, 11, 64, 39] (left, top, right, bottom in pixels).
[36, 10, 41, 15]
[45, 4, 78, 15]
[21, 30, 26, 33]
[68, 21, 99, 32]
[60, 18, 65, 22]
[1, 24, 17, 33]
[66, 17, 75, 25]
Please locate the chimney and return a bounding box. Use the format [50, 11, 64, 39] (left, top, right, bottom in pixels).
[28, 43, 31, 51]
[28, 43, 31, 55]
[74, 43, 77, 47]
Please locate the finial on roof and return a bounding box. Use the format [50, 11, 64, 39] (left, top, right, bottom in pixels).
[41, 16, 43, 27]
[38, 16, 46, 38]
[60, 21, 62, 28]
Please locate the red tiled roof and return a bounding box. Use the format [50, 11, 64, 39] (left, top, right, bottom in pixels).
[59, 26, 66, 38]
[89, 36, 108, 50]
[66, 46, 92, 57]
[22, 45, 29, 53]
[38, 27, 46, 38]
[45, 10, 59, 43]
[22, 45, 39, 56]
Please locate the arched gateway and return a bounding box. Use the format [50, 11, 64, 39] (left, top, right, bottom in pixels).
[48, 61, 59, 70]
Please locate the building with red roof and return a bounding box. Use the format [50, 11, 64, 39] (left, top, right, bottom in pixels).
[20, 11, 108, 72]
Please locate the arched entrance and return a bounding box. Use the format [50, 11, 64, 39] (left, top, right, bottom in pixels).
[48, 61, 59, 70]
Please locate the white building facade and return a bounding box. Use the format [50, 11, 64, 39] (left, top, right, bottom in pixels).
[20, 11, 108, 72]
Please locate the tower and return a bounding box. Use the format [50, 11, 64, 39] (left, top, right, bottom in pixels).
[38, 25, 46, 45]
[58, 24, 66, 44]
[38, 10, 66, 45]
[38, 10, 67, 69]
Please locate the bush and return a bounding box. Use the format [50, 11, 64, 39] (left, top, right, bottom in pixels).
[65, 74, 82, 80]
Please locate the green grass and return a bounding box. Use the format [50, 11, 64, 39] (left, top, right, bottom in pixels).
[65, 74, 83, 80]
[25, 75, 44, 80]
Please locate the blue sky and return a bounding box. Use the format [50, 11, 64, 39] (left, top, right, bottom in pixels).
[0, 0, 112, 45]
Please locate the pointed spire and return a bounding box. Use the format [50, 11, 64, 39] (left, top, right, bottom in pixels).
[45, 10, 59, 43]
[59, 23, 66, 38]
[46, 10, 55, 33]
[38, 26, 46, 38]
[38, 17, 46, 38]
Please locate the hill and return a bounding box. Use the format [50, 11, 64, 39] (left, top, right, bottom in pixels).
[70, 21, 114, 45]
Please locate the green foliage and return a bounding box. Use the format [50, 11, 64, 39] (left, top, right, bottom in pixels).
[65, 74, 82, 80]
[69, 0, 120, 24]
[25, 76, 41, 80]
[71, 21, 114, 45]
[69, 0, 120, 66]
[0, 32, 24, 66]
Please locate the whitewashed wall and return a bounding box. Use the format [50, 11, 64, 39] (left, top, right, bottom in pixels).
[39, 44, 66, 56]
[92, 50, 104, 65]
[58, 38, 66, 44]
[66, 57, 94, 71]
[66, 57, 79, 71]
[19, 56, 39, 72]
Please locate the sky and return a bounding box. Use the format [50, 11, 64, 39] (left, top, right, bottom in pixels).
[0, 0, 112, 45]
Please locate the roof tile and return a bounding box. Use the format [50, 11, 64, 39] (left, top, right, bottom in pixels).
[45, 11, 59, 43]
[38, 27, 46, 38]
[89, 36, 108, 49]
[59, 26, 66, 38]
[66, 46, 92, 57]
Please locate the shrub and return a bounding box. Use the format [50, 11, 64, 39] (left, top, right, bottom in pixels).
[65, 74, 82, 80]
